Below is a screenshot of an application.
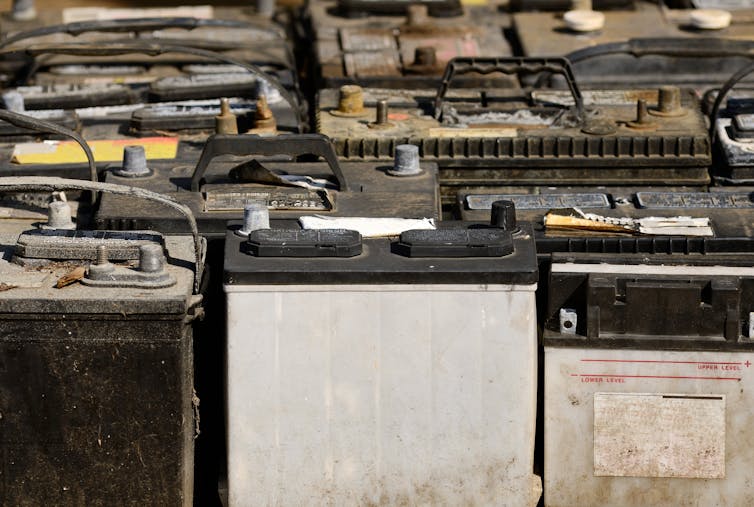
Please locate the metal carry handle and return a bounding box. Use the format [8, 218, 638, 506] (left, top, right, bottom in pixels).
[433, 56, 584, 121]
[0, 17, 285, 50]
[0, 109, 96, 184]
[190, 133, 348, 192]
[0, 41, 304, 131]
[0, 177, 204, 294]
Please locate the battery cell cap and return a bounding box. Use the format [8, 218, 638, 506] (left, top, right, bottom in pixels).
[563, 10, 605, 32]
[395, 228, 514, 257]
[689, 8, 732, 29]
[246, 229, 363, 257]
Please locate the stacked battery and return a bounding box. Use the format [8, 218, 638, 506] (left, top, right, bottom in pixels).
[0, 0, 752, 505]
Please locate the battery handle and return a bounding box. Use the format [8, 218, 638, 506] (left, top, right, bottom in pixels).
[433, 56, 584, 122]
[190, 133, 348, 192]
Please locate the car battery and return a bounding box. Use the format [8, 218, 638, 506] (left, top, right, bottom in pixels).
[223, 201, 541, 506]
[0, 49, 305, 200]
[317, 57, 711, 204]
[513, 2, 754, 88]
[0, 4, 298, 88]
[457, 187, 754, 243]
[306, 0, 516, 88]
[0, 40, 305, 130]
[95, 134, 441, 238]
[541, 245, 754, 506]
[0, 176, 203, 506]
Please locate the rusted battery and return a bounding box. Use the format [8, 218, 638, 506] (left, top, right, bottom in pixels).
[317, 57, 711, 204]
[307, 0, 515, 88]
[95, 134, 441, 238]
[513, 2, 754, 88]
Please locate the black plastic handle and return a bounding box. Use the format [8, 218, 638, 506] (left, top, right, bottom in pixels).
[0, 17, 284, 50]
[434, 56, 584, 121]
[1, 41, 303, 130]
[190, 134, 348, 192]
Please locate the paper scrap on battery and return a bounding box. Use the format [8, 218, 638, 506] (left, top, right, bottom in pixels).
[299, 217, 436, 238]
[11, 137, 179, 164]
[62, 6, 213, 23]
[544, 208, 713, 236]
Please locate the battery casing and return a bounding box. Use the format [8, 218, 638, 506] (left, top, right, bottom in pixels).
[307, 0, 514, 88]
[543, 256, 754, 506]
[0, 227, 199, 506]
[223, 222, 540, 506]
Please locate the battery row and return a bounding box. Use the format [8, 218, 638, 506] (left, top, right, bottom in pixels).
[0, 0, 752, 506]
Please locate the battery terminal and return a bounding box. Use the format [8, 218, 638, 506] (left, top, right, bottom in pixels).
[330, 85, 368, 117]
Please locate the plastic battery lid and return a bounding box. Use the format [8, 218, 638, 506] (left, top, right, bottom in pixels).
[225, 221, 538, 286]
[245, 228, 362, 257]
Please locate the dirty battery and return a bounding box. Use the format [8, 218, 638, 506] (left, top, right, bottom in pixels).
[542, 244, 754, 506]
[513, 1, 754, 88]
[317, 57, 711, 204]
[306, 0, 516, 88]
[0, 4, 298, 89]
[0, 177, 203, 506]
[95, 134, 441, 237]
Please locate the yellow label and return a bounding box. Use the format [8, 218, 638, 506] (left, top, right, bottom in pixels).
[12, 137, 179, 165]
[428, 127, 517, 138]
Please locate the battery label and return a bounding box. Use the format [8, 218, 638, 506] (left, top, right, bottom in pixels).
[593, 392, 725, 479]
[340, 29, 397, 52]
[344, 51, 402, 77]
[151, 74, 257, 91]
[636, 192, 754, 209]
[466, 193, 610, 210]
[204, 189, 331, 212]
[62, 6, 214, 22]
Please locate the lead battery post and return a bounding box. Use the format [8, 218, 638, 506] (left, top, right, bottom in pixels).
[387, 144, 423, 177]
[40, 200, 75, 230]
[110, 145, 154, 178]
[10, 0, 36, 21]
[236, 202, 271, 237]
[82, 243, 177, 289]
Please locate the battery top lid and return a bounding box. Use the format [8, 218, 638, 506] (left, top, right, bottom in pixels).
[225, 200, 538, 285]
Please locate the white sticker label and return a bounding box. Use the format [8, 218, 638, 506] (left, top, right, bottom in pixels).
[594, 392, 725, 479]
[62, 6, 214, 23]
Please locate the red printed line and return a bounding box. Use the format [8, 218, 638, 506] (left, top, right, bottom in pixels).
[581, 359, 742, 366]
[577, 374, 741, 381]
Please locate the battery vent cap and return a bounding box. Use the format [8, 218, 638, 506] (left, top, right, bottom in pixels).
[395, 229, 514, 257]
[246, 229, 362, 257]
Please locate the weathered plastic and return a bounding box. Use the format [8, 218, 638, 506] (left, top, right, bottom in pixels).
[543, 258, 754, 507]
[223, 221, 541, 506]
